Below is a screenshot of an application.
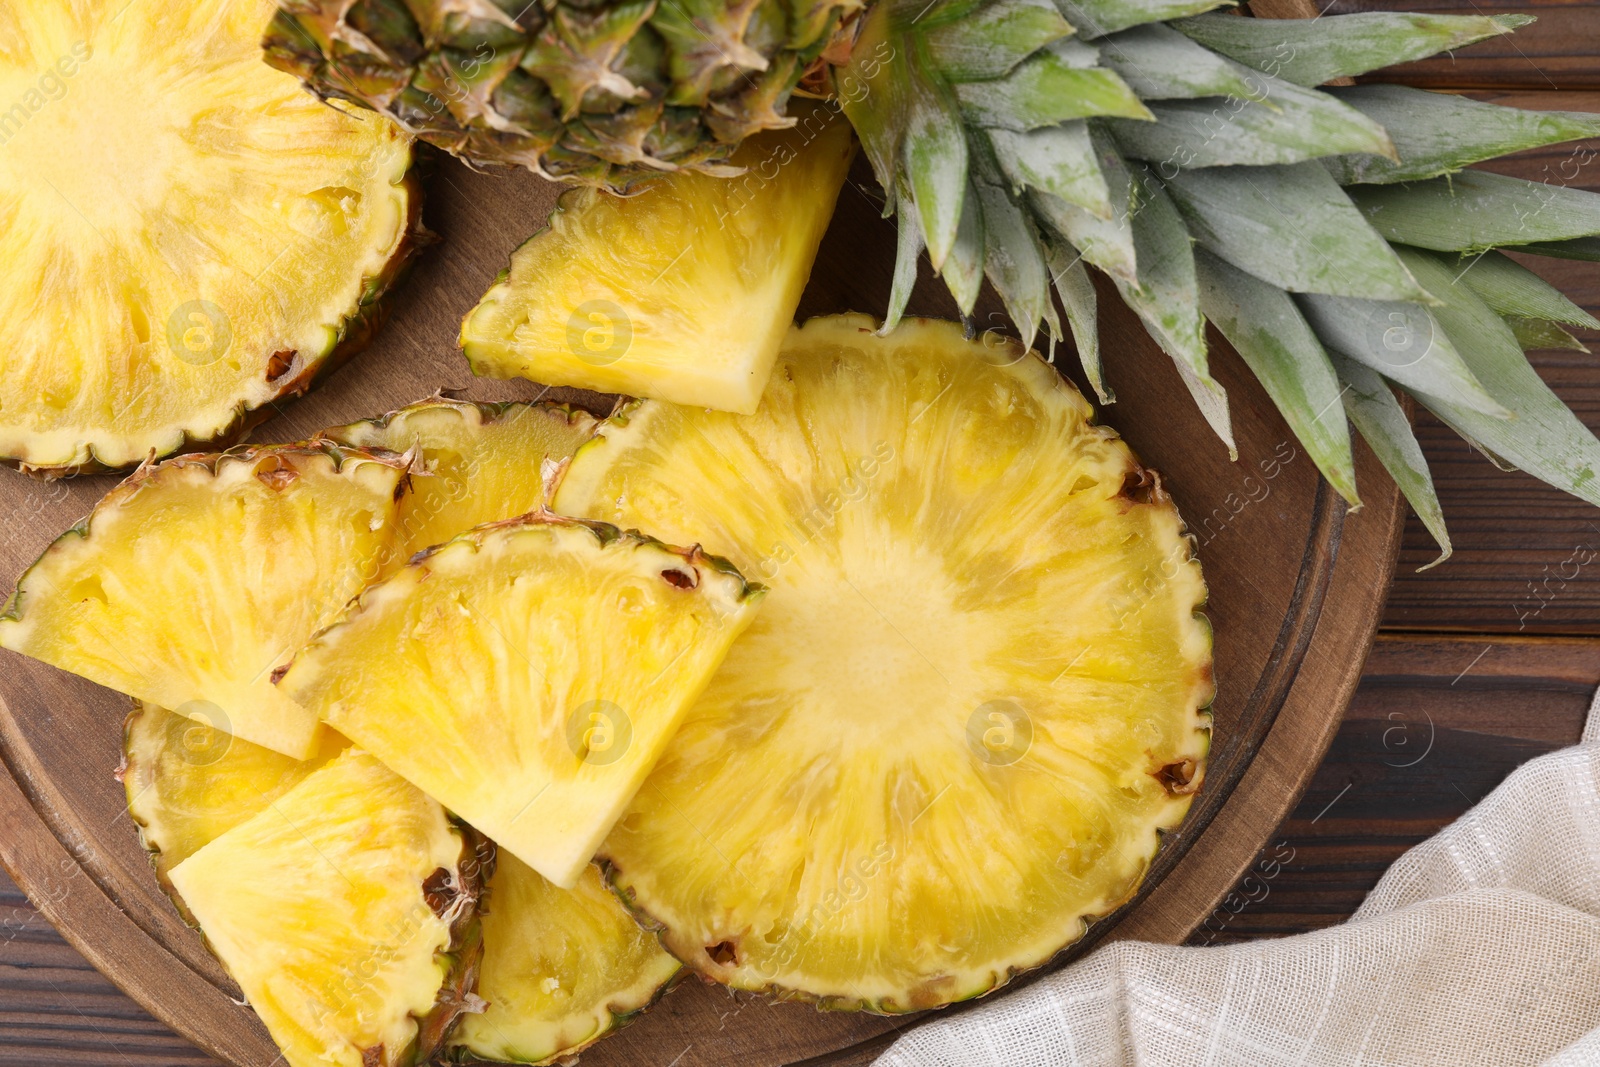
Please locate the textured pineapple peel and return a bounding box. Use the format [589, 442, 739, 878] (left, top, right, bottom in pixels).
[0, 0, 421, 473]
[168, 749, 470, 1067]
[554, 315, 1213, 1010]
[451, 855, 681, 1064]
[459, 103, 855, 414]
[280, 514, 765, 889]
[0, 444, 412, 759]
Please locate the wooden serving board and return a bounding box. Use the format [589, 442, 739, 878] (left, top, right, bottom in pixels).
[0, 105, 1402, 1067]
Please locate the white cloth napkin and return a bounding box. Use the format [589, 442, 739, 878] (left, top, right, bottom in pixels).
[876, 690, 1600, 1066]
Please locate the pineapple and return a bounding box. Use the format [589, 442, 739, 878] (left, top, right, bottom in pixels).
[554, 315, 1212, 1010]
[122, 701, 348, 898]
[168, 749, 477, 1067]
[0, 0, 426, 474]
[319, 396, 600, 562]
[447, 855, 681, 1064]
[125, 704, 679, 1065]
[0, 444, 412, 758]
[267, 0, 1600, 555]
[3, 399, 596, 758]
[459, 102, 854, 413]
[280, 514, 764, 888]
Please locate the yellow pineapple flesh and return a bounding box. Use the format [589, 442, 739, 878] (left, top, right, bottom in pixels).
[458, 104, 855, 415]
[0, 444, 410, 757]
[554, 315, 1213, 1010]
[281, 515, 764, 888]
[168, 749, 469, 1067]
[0, 0, 420, 472]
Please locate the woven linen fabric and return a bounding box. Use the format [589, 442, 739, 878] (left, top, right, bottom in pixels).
[875, 692, 1600, 1066]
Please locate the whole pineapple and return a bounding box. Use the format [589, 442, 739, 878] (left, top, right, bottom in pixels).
[267, 0, 1600, 561]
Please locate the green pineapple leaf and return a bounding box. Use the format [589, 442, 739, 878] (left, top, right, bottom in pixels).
[1028, 128, 1137, 280]
[1326, 86, 1600, 185]
[955, 40, 1153, 128]
[1109, 78, 1395, 169]
[1196, 250, 1358, 505]
[925, 0, 1076, 81]
[902, 51, 969, 269]
[941, 175, 987, 313]
[1452, 250, 1600, 328]
[1349, 170, 1600, 252]
[1057, 0, 1231, 40]
[1170, 12, 1530, 88]
[1094, 23, 1262, 100]
[1163, 162, 1433, 302]
[1505, 317, 1590, 353]
[1297, 293, 1510, 418]
[989, 121, 1114, 218]
[1331, 354, 1452, 568]
[883, 201, 925, 336]
[1398, 247, 1600, 508]
[1044, 238, 1111, 402]
[973, 144, 1053, 344]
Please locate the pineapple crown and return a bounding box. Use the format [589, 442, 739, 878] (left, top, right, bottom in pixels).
[829, 0, 1600, 566]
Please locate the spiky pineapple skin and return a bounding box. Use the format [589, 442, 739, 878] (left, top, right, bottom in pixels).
[264, 0, 859, 187]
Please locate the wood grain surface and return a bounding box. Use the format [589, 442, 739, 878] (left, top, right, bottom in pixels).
[3, 2, 1599, 1064]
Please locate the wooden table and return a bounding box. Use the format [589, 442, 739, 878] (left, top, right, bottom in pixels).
[3, 0, 1599, 1061]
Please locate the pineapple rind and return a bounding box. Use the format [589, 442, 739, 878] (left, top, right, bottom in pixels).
[0, 1, 427, 473]
[320, 397, 600, 565]
[446, 856, 681, 1065]
[281, 513, 765, 889]
[168, 749, 466, 1067]
[459, 107, 855, 414]
[556, 314, 1213, 1012]
[0, 443, 411, 758]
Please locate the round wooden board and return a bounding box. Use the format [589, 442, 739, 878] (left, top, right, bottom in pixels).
[0, 143, 1403, 1065]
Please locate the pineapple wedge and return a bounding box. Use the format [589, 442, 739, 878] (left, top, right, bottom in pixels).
[556, 315, 1214, 1010]
[459, 103, 854, 414]
[0, 0, 425, 473]
[123, 701, 348, 896]
[450, 855, 681, 1064]
[126, 704, 677, 1065]
[321, 397, 598, 565]
[168, 749, 474, 1067]
[0, 444, 410, 758]
[281, 515, 764, 888]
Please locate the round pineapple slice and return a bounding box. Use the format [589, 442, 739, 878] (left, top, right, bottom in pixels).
[0, 0, 424, 473]
[320, 397, 599, 564]
[554, 315, 1214, 1011]
[448, 855, 680, 1065]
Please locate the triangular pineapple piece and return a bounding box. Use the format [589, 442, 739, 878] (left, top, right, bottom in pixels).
[451, 855, 680, 1064]
[0, 444, 409, 757]
[123, 701, 348, 898]
[281, 514, 763, 888]
[458, 103, 854, 415]
[554, 315, 1214, 1010]
[320, 397, 598, 564]
[0, 0, 422, 473]
[168, 749, 473, 1067]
